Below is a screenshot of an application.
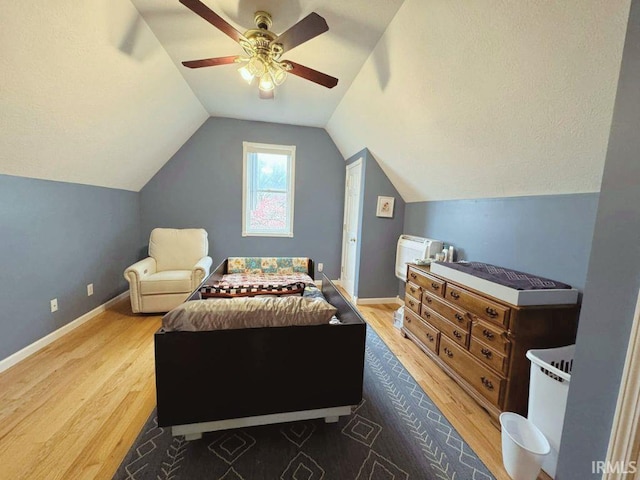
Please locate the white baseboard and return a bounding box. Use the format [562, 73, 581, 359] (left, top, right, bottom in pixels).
[356, 296, 403, 306]
[0, 291, 130, 373]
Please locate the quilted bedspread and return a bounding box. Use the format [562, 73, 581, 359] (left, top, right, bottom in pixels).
[216, 272, 315, 287]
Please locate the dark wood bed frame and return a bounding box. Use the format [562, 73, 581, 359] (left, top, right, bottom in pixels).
[154, 259, 367, 439]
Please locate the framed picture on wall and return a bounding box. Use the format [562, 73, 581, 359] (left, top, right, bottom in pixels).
[376, 196, 395, 218]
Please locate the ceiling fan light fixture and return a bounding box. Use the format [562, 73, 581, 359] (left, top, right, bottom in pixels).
[246, 56, 266, 77]
[238, 64, 255, 84]
[268, 63, 288, 86]
[258, 74, 275, 92]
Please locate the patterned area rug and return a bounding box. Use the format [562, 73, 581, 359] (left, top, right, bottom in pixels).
[113, 326, 496, 479]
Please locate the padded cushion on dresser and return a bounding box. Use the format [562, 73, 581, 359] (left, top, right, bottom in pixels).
[437, 261, 571, 290]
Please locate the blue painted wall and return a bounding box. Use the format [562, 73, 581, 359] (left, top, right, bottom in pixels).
[346, 149, 405, 299]
[140, 117, 346, 279]
[558, 1, 640, 476]
[404, 194, 599, 291]
[0, 174, 140, 360]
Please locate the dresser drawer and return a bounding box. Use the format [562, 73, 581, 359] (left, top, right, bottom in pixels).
[407, 267, 446, 298]
[405, 282, 423, 300]
[439, 336, 506, 407]
[470, 318, 511, 355]
[421, 306, 469, 349]
[423, 292, 471, 330]
[444, 284, 510, 327]
[405, 293, 421, 316]
[404, 310, 439, 354]
[469, 338, 509, 375]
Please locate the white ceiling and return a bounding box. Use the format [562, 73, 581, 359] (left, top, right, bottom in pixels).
[0, 0, 208, 191]
[327, 0, 632, 201]
[130, 0, 405, 127]
[0, 0, 632, 199]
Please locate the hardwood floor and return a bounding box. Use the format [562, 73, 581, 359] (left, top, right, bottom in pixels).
[0, 301, 162, 480]
[0, 294, 547, 479]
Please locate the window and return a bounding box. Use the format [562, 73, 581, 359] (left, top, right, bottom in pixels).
[242, 142, 296, 237]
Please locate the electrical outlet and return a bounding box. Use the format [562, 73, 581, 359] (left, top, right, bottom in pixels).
[50, 298, 58, 313]
[318, 263, 324, 272]
[87, 283, 94, 296]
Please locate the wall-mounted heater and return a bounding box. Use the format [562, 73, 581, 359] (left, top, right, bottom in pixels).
[395, 235, 443, 281]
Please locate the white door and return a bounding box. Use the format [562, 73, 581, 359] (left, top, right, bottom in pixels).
[341, 159, 362, 299]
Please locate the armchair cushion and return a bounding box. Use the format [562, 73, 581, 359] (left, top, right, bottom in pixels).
[140, 270, 193, 295]
[150, 228, 209, 271]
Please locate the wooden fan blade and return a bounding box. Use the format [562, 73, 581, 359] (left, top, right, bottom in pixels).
[182, 55, 240, 68]
[286, 61, 338, 89]
[273, 12, 328, 52]
[259, 89, 275, 100]
[179, 0, 245, 43]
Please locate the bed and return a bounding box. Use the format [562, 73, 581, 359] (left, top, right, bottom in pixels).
[154, 257, 367, 440]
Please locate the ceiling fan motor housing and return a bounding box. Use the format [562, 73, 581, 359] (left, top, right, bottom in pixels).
[254, 11, 272, 30]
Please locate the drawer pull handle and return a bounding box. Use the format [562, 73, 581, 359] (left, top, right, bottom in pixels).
[482, 329, 495, 340]
[409, 300, 415, 307]
[485, 307, 499, 318]
[410, 273, 417, 279]
[426, 297, 432, 304]
[481, 377, 494, 391]
[431, 282, 440, 290]
[450, 291, 460, 300]
[444, 348, 454, 358]
[406, 318, 411, 323]
[426, 333, 434, 342]
[481, 348, 493, 359]
[410, 287, 416, 294]
[453, 330, 462, 339]
[454, 313, 464, 323]
[423, 312, 431, 318]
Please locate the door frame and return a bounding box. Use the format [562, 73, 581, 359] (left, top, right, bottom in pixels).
[604, 287, 640, 479]
[340, 158, 362, 300]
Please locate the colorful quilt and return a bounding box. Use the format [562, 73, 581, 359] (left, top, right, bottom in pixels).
[218, 272, 314, 287]
[200, 282, 306, 298]
[227, 257, 309, 274]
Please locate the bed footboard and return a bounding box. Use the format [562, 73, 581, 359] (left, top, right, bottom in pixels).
[154, 274, 366, 433]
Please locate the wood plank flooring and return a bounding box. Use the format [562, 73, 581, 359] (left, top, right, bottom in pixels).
[0, 294, 548, 479]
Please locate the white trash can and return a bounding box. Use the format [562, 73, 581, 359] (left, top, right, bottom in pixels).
[526, 344, 574, 478]
[500, 412, 550, 480]
[393, 305, 404, 329]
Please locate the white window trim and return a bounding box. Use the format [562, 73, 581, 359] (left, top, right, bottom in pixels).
[242, 141, 296, 238]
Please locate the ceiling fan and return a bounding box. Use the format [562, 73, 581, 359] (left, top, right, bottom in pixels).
[179, 0, 339, 99]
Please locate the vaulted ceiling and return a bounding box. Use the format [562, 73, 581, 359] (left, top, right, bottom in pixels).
[131, 0, 405, 127]
[327, 0, 632, 201]
[0, 0, 632, 198]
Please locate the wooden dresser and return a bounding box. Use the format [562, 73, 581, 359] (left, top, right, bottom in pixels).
[402, 264, 579, 422]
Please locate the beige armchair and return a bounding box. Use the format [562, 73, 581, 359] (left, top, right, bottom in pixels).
[124, 228, 212, 313]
